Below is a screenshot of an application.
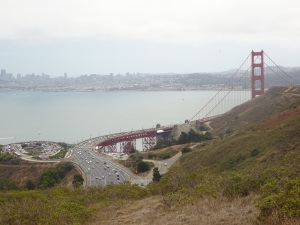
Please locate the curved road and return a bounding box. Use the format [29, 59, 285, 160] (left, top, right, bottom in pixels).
[66, 144, 143, 187]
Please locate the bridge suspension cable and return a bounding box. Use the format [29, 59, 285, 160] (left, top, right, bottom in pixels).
[189, 50, 299, 123]
[189, 52, 252, 122]
[264, 52, 299, 85]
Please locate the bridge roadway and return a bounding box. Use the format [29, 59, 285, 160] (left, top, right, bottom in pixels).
[67, 127, 173, 187]
[66, 126, 181, 187]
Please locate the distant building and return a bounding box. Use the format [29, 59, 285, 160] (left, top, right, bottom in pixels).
[1, 69, 6, 76]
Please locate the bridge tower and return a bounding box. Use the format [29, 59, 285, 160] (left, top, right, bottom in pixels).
[251, 50, 265, 98]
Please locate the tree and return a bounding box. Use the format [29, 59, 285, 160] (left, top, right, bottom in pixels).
[62, 162, 74, 172]
[204, 132, 212, 140]
[39, 169, 65, 189]
[73, 174, 84, 188]
[178, 129, 213, 144]
[178, 132, 189, 144]
[181, 147, 192, 153]
[136, 161, 150, 173]
[25, 180, 35, 190]
[152, 167, 162, 181]
[154, 138, 176, 149]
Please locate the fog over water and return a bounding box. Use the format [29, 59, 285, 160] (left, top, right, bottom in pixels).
[0, 91, 244, 146]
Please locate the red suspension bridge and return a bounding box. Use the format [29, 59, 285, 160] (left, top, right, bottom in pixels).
[94, 50, 299, 153]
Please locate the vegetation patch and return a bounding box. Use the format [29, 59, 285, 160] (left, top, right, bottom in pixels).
[181, 147, 192, 154]
[0, 153, 21, 164]
[154, 129, 212, 150]
[0, 184, 149, 225]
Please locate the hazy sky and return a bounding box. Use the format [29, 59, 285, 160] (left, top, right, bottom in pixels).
[0, 0, 299, 77]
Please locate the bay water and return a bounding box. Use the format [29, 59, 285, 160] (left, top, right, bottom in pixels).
[0, 90, 244, 146]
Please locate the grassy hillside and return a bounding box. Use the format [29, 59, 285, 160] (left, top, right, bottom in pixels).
[181, 105, 300, 173]
[0, 159, 79, 190]
[147, 86, 300, 224]
[0, 86, 299, 225]
[210, 85, 300, 135]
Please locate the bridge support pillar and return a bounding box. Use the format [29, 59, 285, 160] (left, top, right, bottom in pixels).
[251, 50, 264, 98]
[99, 143, 117, 153]
[120, 140, 136, 153]
[142, 136, 157, 151]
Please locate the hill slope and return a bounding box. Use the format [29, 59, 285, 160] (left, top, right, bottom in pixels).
[88, 86, 300, 225]
[210, 85, 300, 135]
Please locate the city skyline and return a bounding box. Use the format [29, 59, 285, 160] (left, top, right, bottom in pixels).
[0, 0, 299, 77]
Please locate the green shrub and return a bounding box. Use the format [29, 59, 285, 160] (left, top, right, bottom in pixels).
[257, 177, 300, 223]
[222, 172, 259, 198]
[154, 139, 175, 150]
[40, 169, 65, 189]
[73, 174, 84, 188]
[135, 160, 150, 173]
[62, 161, 74, 172]
[220, 154, 246, 170]
[159, 152, 171, 159]
[178, 129, 212, 144]
[148, 153, 157, 159]
[181, 147, 192, 153]
[0, 153, 21, 164]
[25, 180, 35, 190]
[250, 148, 260, 157]
[0, 178, 20, 190]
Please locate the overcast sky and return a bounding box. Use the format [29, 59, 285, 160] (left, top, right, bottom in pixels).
[0, 0, 299, 77]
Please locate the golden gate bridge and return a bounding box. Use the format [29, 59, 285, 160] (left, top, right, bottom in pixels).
[93, 50, 299, 153]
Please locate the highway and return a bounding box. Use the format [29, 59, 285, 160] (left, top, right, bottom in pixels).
[67, 145, 143, 187]
[64, 129, 185, 187]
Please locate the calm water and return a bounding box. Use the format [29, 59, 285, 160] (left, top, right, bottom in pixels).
[0, 91, 222, 146]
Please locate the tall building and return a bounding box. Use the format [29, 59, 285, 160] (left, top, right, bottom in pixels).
[1, 69, 6, 77]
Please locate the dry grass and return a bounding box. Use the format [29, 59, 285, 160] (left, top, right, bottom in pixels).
[87, 194, 259, 225]
[0, 161, 79, 188]
[0, 161, 59, 187]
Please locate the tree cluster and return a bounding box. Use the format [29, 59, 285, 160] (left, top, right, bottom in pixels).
[40, 169, 65, 189]
[178, 129, 212, 144]
[154, 138, 176, 150]
[72, 174, 84, 188]
[39, 162, 75, 189]
[0, 153, 21, 164]
[154, 129, 212, 150]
